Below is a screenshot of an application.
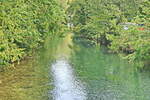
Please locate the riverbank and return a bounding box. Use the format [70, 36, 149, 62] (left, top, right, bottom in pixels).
[68, 0, 150, 68]
[71, 39, 150, 100]
[0, 34, 64, 100]
[1, 33, 150, 100]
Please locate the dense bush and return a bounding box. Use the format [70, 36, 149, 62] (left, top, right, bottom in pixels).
[0, 0, 66, 65]
[68, 0, 150, 68]
[107, 0, 150, 67]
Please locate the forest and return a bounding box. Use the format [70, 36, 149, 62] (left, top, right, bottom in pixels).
[68, 0, 150, 68]
[0, 0, 66, 66]
[0, 0, 150, 100]
[0, 0, 150, 67]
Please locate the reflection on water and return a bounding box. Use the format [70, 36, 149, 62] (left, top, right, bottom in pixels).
[0, 57, 52, 100]
[0, 35, 62, 100]
[51, 34, 86, 100]
[71, 40, 150, 100]
[1, 34, 150, 100]
[52, 59, 86, 100]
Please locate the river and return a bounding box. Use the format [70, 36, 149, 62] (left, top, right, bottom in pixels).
[0, 34, 150, 100]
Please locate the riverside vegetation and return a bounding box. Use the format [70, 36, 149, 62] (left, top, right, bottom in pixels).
[68, 0, 150, 68]
[0, 0, 66, 66]
[0, 0, 150, 69]
[0, 0, 150, 99]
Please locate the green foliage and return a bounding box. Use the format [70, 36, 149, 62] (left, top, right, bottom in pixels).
[107, 0, 150, 67]
[68, 0, 137, 44]
[0, 0, 66, 66]
[68, 0, 150, 68]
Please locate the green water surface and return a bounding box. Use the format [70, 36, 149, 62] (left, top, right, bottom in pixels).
[0, 35, 150, 100]
[71, 40, 150, 100]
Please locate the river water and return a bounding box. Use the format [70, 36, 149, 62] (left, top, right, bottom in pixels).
[0, 34, 150, 100]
